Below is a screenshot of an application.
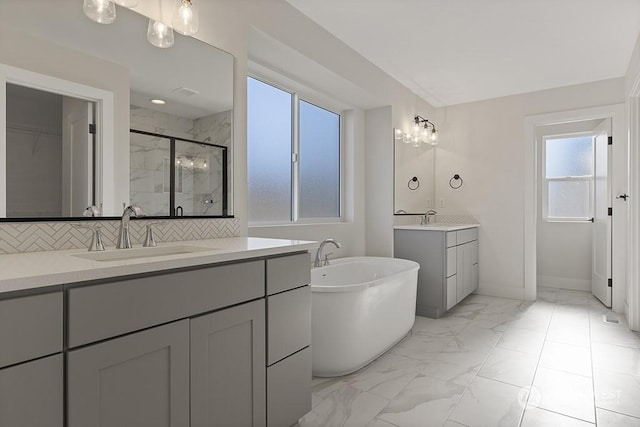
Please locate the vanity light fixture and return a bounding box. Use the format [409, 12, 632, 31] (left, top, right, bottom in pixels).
[147, 19, 175, 48]
[83, 0, 116, 24]
[394, 116, 439, 146]
[172, 0, 199, 36]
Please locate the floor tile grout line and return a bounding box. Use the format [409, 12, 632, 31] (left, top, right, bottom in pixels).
[443, 309, 508, 425]
[517, 288, 556, 427]
[531, 406, 597, 425]
[595, 406, 640, 421]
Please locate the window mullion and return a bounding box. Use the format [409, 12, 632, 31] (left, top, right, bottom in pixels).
[292, 93, 300, 222]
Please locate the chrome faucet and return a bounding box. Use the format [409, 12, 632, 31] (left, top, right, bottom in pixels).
[314, 238, 342, 268]
[421, 209, 438, 225]
[117, 205, 145, 249]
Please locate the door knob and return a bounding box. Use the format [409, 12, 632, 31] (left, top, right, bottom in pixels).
[616, 194, 629, 201]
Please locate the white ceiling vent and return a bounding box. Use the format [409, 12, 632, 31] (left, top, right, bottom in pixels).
[172, 87, 199, 97]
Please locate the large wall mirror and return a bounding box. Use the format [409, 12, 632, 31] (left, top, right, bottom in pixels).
[0, 0, 233, 219]
[394, 130, 435, 214]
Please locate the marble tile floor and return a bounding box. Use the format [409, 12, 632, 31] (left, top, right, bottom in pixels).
[298, 287, 640, 427]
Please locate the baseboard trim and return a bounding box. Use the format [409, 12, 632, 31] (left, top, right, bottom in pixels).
[537, 275, 591, 292]
[475, 283, 525, 300]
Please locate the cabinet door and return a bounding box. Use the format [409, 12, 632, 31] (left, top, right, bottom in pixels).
[456, 243, 473, 303]
[191, 299, 266, 427]
[67, 320, 190, 427]
[446, 276, 457, 310]
[0, 354, 63, 427]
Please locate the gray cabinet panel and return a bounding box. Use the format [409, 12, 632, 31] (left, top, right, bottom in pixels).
[267, 285, 311, 365]
[0, 354, 63, 427]
[68, 261, 264, 347]
[67, 320, 190, 427]
[456, 242, 473, 302]
[191, 300, 266, 427]
[0, 292, 62, 368]
[266, 253, 310, 295]
[394, 229, 446, 318]
[267, 347, 311, 427]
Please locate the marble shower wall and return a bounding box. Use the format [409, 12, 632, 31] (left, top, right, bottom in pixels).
[129, 107, 232, 216]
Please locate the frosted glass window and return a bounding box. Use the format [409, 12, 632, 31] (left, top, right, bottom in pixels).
[299, 101, 340, 218]
[247, 77, 343, 224]
[546, 136, 593, 178]
[543, 135, 594, 220]
[548, 180, 591, 218]
[247, 77, 293, 223]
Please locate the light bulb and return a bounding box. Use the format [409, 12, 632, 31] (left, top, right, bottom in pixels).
[147, 19, 174, 48]
[190, 160, 194, 167]
[83, 0, 116, 24]
[203, 161, 208, 168]
[172, 0, 199, 36]
[113, 0, 138, 7]
[412, 122, 421, 137]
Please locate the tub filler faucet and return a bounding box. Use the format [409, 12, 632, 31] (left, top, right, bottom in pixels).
[314, 239, 342, 268]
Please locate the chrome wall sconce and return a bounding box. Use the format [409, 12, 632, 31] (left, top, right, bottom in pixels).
[395, 115, 439, 147]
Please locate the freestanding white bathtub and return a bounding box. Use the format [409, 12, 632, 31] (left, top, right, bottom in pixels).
[311, 257, 419, 377]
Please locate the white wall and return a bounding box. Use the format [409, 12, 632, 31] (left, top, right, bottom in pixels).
[435, 78, 625, 299]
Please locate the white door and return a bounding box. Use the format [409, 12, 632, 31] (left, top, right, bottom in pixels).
[592, 119, 612, 307]
[62, 98, 93, 216]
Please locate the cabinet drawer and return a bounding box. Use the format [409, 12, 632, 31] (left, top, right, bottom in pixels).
[446, 247, 457, 277]
[446, 232, 457, 248]
[267, 253, 310, 295]
[0, 292, 63, 368]
[457, 228, 478, 245]
[68, 261, 264, 348]
[267, 286, 311, 365]
[267, 347, 311, 427]
[446, 276, 457, 310]
[0, 354, 63, 427]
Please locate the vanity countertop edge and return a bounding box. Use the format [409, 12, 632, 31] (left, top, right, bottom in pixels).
[393, 223, 480, 232]
[0, 237, 318, 295]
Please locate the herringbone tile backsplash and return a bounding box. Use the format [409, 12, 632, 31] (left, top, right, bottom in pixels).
[0, 218, 240, 254]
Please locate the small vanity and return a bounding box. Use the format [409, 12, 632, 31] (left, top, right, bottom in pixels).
[394, 224, 479, 318]
[0, 237, 315, 427]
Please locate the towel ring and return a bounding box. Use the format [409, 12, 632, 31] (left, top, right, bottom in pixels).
[449, 174, 463, 189]
[408, 176, 420, 191]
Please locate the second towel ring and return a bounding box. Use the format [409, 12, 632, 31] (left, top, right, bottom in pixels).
[408, 176, 420, 190]
[449, 174, 463, 189]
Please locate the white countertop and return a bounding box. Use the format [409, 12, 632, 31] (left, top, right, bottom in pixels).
[393, 223, 480, 231]
[0, 237, 318, 295]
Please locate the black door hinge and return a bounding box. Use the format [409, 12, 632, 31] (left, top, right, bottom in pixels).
[608, 136, 613, 145]
[89, 123, 97, 134]
[608, 278, 613, 288]
[608, 207, 612, 216]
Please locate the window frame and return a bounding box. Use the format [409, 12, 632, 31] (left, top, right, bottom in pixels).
[247, 75, 344, 225]
[541, 132, 595, 223]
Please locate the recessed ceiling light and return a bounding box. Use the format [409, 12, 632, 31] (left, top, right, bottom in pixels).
[150, 98, 166, 105]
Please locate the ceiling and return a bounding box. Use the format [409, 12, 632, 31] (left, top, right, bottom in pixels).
[286, 0, 640, 107]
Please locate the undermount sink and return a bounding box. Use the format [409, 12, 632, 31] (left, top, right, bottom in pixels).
[73, 245, 217, 262]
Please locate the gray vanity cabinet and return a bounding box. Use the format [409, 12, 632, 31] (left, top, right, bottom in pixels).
[266, 254, 312, 427]
[67, 320, 190, 427]
[0, 292, 63, 427]
[190, 299, 266, 427]
[0, 354, 63, 427]
[394, 227, 479, 318]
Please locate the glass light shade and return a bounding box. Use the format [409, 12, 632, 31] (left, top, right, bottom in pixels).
[172, 0, 199, 36]
[402, 132, 411, 144]
[83, 0, 116, 24]
[411, 135, 422, 147]
[113, 0, 139, 7]
[147, 19, 175, 48]
[430, 129, 438, 144]
[412, 122, 421, 137]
